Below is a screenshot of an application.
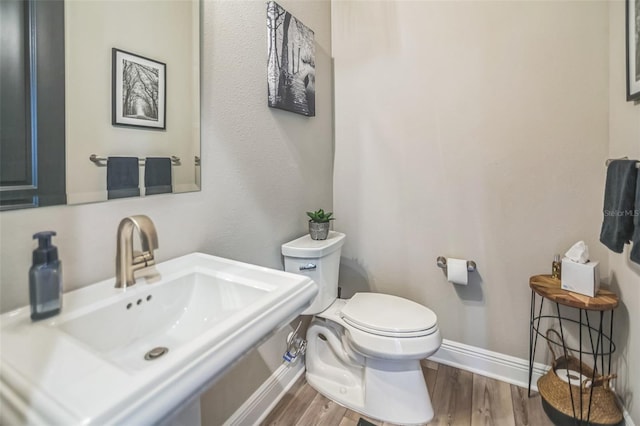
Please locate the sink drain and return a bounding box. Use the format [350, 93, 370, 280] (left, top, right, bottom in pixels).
[144, 346, 169, 361]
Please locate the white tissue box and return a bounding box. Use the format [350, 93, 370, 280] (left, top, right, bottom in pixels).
[561, 259, 600, 297]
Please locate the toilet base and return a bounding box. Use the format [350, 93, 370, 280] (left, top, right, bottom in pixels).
[306, 321, 435, 425]
[306, 360, 434, 425]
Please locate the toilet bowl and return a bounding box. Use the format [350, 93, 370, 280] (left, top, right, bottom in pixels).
[282, 232, 442, 425]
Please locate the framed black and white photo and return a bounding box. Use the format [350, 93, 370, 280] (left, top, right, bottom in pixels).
[267, 1, 315, 117]
[627, 0, 640, 101]
[112, 48, 166, 129]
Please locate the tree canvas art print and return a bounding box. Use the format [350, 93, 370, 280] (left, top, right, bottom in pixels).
[112, 49, 166, 129]
[267, 2, 315, 117]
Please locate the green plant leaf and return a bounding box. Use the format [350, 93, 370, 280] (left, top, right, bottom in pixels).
[307, 208, 335, 223]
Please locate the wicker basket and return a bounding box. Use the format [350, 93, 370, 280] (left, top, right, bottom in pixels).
[537, 329, 622, 426]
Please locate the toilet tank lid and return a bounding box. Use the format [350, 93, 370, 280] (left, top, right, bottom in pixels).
[281, 231, 346, 258]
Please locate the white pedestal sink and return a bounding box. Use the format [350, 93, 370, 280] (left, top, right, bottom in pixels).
[0, 253, 317, 425]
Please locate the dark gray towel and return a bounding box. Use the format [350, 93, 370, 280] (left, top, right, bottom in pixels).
[631, 168, 640, 264]
[107, 157, 140, 200]
[144, 157, 172, 195]
[600, 160, 638, 253]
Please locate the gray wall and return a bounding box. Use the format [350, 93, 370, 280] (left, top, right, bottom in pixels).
[332, 0, 609, 360]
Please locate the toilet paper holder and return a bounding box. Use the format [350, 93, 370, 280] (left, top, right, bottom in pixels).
[436, 256, 477, 272]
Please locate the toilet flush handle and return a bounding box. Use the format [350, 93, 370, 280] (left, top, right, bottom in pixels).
[300, 263, 317, 271]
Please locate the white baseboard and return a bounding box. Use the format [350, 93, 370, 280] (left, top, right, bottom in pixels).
[430, 339, 549, 392]
[617, 394, 637, 426]
[223, 361, 305, 426]
[430, 339, 635, 426]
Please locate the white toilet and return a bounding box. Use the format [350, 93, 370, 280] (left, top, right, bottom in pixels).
[282, 231, 442, 425]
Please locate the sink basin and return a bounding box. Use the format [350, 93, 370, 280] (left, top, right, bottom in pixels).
[58, 268, 272, 372]
[0, 253, 317, 425]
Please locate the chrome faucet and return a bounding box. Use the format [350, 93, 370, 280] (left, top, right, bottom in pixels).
[115, 215, 159, 288]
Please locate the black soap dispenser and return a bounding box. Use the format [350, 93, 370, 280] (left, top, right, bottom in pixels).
[29, 231, 62, 321]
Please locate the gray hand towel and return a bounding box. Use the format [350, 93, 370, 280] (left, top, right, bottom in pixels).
[144, 157, 172, 195]
[600, 160, 638, 253]
[107, 157, 140, 200]
[631, 168, 640, 264]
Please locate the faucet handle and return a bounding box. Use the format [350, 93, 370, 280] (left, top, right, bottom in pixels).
[133, 251, 155, 267]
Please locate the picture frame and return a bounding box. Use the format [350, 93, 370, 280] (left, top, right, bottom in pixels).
[112, 48, 166, 129]
[627, 0, 640, 101]
[267, 1, 315, 117]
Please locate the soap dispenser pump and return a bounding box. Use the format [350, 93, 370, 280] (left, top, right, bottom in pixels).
[29, 231, 62, 321]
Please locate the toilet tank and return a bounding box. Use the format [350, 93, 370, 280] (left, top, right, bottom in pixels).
[282, 231, 345, 315]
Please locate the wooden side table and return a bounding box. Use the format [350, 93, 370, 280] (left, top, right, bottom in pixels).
[528, 275, 619, 424]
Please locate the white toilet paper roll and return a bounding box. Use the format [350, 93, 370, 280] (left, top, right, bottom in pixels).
[447, 258, 468, 285]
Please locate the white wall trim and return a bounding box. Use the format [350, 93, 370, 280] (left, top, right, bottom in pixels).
[223, 361, 305, 426]
[617, 394, 637, 426]
[430, 339, 549, 392]
[430, 339, 635, 426]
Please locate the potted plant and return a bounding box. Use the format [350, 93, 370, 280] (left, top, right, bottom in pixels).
[307, 209, 335, 240]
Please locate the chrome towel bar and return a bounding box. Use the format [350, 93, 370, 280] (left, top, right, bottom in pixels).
[605, 157, 639, 168]
[89, 154, 181, 166]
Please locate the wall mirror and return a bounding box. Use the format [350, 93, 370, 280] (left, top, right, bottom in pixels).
[0, 0, 200, 210]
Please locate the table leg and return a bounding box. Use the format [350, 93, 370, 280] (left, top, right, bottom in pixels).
[579, 308, 583, 421]
[608, 310, 614, 376]
[555, 302, 578, 421]
[528, 290, 534, 397]
[586, 311, 605, 424]
[528, 291, 545, 397]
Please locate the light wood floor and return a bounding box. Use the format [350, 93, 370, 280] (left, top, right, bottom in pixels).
[261, 361, 553, 426]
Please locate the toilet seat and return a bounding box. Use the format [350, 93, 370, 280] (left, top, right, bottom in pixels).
[341, 293, 438, 338]
[315, 295, 441, 360]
